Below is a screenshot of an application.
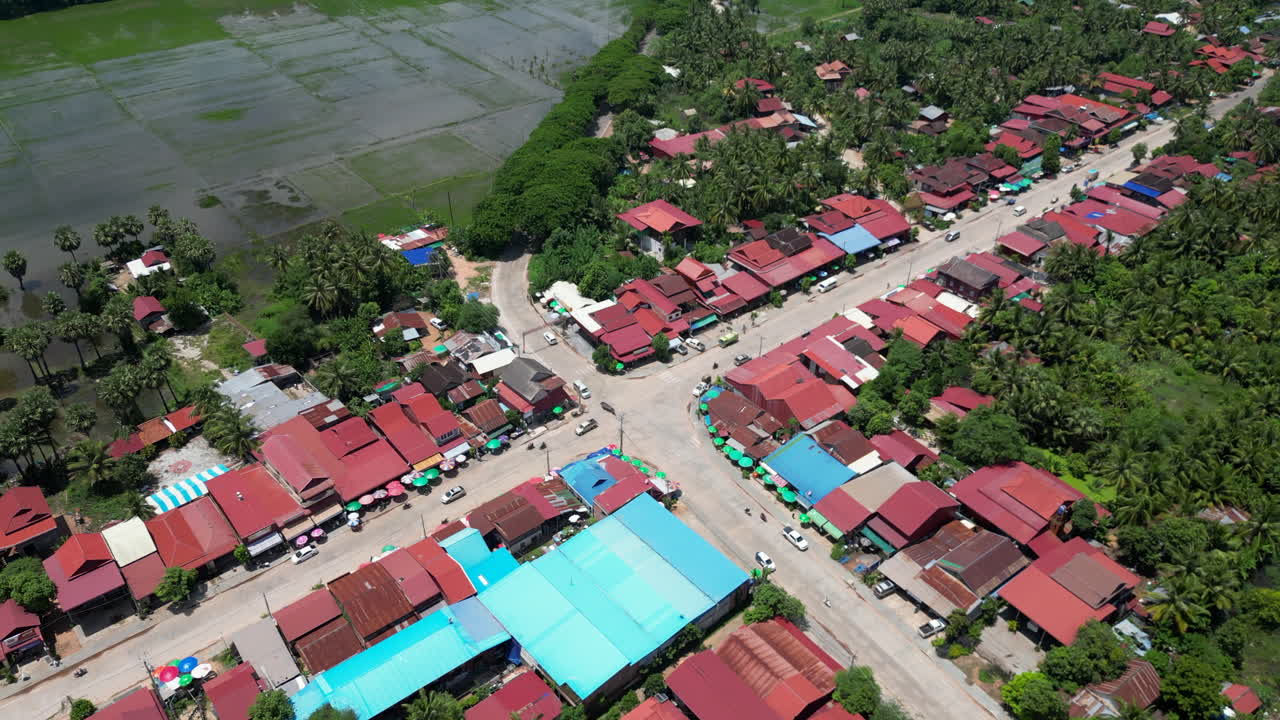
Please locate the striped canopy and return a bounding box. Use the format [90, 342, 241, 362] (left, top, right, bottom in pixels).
[145, 465, 229, 514]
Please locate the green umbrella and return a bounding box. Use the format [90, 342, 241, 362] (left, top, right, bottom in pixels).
[779, 488, 797, 503]
[345, 501, 362, 512]
[611, 448, 622, 456]
[553, 406, 563, 415]
[615, 362, 624, 371]
[727, 449, 743, 461]
[621, 455, 631, 462]
[179, 675, 193, 687]
[723, 445, 735, 455]
[485, 438, 502, 450]
[631, 459, 643, 467]
[433, 344, 448, 355]
[412, 476, 430, 487]
[713, 438, 725, 446]
[755, 466, 766, 474]
[737, 456, 754, 468]
[640, 466, 649, 474]
[707, 425, 717, 434]
[656, 471, 666, 479]
[424, 468, 441, 480]
[382, 545, 397, 552]
[799, 513, 811, 523]
[699, 403, 708, 411]
[763, 476, 774, 485]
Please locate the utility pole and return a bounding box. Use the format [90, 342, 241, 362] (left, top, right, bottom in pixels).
[618, 413, 625, 453]
[447, 191, 455, 226]
[261, 591, 270, 616]
[758, 335, 763, 357]
[420, 514, 427, 539]
[545, 449, 551, 474]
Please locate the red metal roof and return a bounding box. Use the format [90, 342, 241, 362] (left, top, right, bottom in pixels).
[405, 537, 475, 603]
[1142, 20, 1174, 36]
[370, 402, 439, 465]
[594, 475, 653, 515]
[258, 416, 343, 499]
[622, 698, 686, 720]
[999, 566, 1113, 644]
[145, 496, 238, 570]
[495, 381, 536, 413]
[997, 231, 1047, 258]
[132, 295, 165, 321]
[1224, 684, 1262, 715]
[295, 616, 364, 673]
[0, 487, 57, 551]
[875, 483, 958, 540]
[721, 271, 770, 302]
[808, 705, 863, 720]
[893, 315, 944, 347]
[141, 249, 169, 267]
[51, 532, 113, 580]
[951, 462, 1083, 544]
[465, 670, 563, 720]
[96, 688, 166, 720]
[204, 663, 266, 720]
[0, 598, 39, 640]
[933, 387, 993, 413]
[920, 305, 972, 339]
[375, 548, 442, 608]
[273, 588, 343, 643]
[668, 651, 783, 720]
[321, 417, 379, 459]
[870, 431, 938, 469]
[206, 463, 305, 539]
[242, 339, 268, 358]
[121, 553, 165, 600]
[735, 78, 775, 92]
[337, 439, 410, 501]
[108, 433, 146, 458]
[618, 199, 703, 233]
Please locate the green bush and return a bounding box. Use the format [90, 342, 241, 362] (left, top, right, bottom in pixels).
[70, 699, 96, 720]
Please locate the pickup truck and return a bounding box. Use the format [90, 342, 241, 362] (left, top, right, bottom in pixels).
[918, 618, 947, 638]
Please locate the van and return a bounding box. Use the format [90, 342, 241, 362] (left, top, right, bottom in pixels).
[1012, 205, 1027, 217]
[718, 332, 739, 348]
[816, 277, 838, 293]
[944, 230, 960, 243]
[573, 380, 591, 399]
[542, 331, 558, 345]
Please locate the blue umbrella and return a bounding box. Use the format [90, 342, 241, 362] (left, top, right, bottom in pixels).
[177, 657, 199, 674]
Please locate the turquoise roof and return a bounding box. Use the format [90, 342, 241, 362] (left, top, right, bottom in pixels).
[442, 528, 519, 590]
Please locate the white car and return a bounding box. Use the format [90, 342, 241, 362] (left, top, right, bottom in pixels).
[542, 331, 558, 345]
[755, 551, 775, 571]
[430, 318, 447, 330]
[685, 338, 706, 352]
[575, 418, 598, 436]
[918, 618, 947, 638]
[691, 381, 709, 398]
[291, 545, 319, 565]
[781, 526, 809, 551]
[872, 579, 897, 598]
[441, 486, 466, 504]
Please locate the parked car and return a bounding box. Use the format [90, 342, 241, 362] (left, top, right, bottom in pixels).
[755, 551, 776, 571]
[575, 418, 598, 436]
[542, 331, 558, 345]
[673, 341, 688, 355]
[1012, 205, 1027, 217]
[918, 618, 947, 638]
[944, 230, 960, 242]
[781, 526, 809, 551]
[872, 579, 897, 598]
[691, 381, 709, 398]
[718, 332, 739, 348]
[441, 486, 466, 504]
[685, 338, 706, 352]
[291, 545, 319, 565]
[573, 380, 591, 399]
[430, 317, 447, 330]
[733, 353, 751, 366]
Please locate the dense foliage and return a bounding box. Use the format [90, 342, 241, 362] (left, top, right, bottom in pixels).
[0, 0, 106, 20]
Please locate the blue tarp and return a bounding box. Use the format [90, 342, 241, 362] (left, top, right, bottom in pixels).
[290, 598, 509, 720]
[820, 225, 879, 254]
[1122, 181, 1163, 198]
[762, 436, 855, 508]
[1215, 172, 1233, 181]
[560, 458, 619, 505]
[400, 245, 438, 266]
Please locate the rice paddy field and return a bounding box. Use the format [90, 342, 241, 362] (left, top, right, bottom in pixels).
[0, 0, 628, 292]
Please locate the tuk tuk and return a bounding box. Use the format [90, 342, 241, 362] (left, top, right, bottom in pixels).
[718, 332, 739, 348]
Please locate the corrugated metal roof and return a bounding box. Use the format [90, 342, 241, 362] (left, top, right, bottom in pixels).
[668, 651, 782, 720]
[295, 617, 364, 673]
[273, 589, 343, 643]
[231, 619, 301, 689]
[328, 564, 417, 641]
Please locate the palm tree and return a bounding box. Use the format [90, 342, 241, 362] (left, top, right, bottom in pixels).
[67, 440, 113, 488]
[401, 690, 461, 720]
[58, 262, 86, 302]
[313, 358, 359, 401]
[1231, 497, 1280, 567]
[53, 225, 82, 261]
[303, 276, 339, 316]
[55, 312, 89, 369]
[1148, 572, 1210, 634]
[205, 409, 259, 459]
[126, 494, 156, 521]
[141, 342, 176, 410]
[4, 323, 51, 380]
[2, 250, 27, 291]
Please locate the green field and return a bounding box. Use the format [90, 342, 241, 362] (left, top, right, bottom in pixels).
[348, 133, 499, 196]
[758, 0, 859, 29]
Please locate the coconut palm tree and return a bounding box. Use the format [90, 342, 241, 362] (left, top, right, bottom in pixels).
[303, 276, 340, 316]
[204, 409, 259, 459]
[401, 690, 461, 720]
[1148, 572, 1210, 634]
[67, 440, 113, 488]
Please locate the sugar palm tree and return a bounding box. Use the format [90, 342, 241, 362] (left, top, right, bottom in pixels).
[67, 440, 113, 488]
[58, 262, 86, 302]
[2, 250, 27, 291]
[53, 225, 82, 261]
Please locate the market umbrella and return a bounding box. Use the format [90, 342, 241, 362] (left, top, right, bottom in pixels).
[456, 454, 468, 464]
[755, 466, 766, 475]
[179, 675, 193, 687]
[707, 425, 717, 434]
[640, 467, 649, 474]
[553, 406, 563, 415]
[699, 403, 708, 411]
[713, 437, 725, 446]
[631, 459, 643, 467]
[345, 501, 362, 512]
[412, 475, 430, 487]
[440, 460, 455, 472]
[425, 468, 441, 480]
[387, 484, 405, 497]
[373, 489, 388, 500]
[347, 512, 361, 521]
[382, 545, 397, 553]
[727, 449, 743, 461]
[433, 344, 448, 355]
[485, 439, 502, 450]
[763, 476, 774, 486]
[295, 535, 309, 546]
[158, 666, 179, 683]
[799, 513, 811, 524]
[779, 488, 798, 503]
[615, 362, 624, 371]
[738, 456, 754, 468]
[311, 528, 325, 538]
[190, 664, 212, 679]
[621, 455, 631, 462]
[723, 444, 735, 455]
[611, 448, 622, 456]
[656, 471, 666, 479]
[359, 495, 374, 506]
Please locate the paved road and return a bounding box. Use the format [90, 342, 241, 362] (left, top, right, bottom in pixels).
[14, 78, 1267, 720]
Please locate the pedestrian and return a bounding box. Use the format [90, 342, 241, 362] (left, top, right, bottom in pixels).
[823, 597, 831, 607]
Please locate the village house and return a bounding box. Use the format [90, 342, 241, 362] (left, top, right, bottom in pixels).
[132, 296, 172, 334]
[617, 199, 703, 255]
[814, 60, 852, 90]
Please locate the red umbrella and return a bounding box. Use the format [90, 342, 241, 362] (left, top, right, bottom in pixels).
[158, 666, 180, 683]
[387, 484, 405, 497]
[359, 495, 374, 506]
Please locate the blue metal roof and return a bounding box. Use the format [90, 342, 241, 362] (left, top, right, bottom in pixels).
[559, 457, 618, 505]
[477, 494, 746, 700]
[762, 435, 855, 507]
[441, 528, 519, 591]
[1122, 181, 1162, 198]
[400, 245, 438, 266]
[793, 113, 817, 128]
[290, 598, 509, 720]
[820, 225, 879, 254]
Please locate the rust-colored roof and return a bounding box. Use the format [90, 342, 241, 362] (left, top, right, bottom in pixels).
[204, 663, 266, 720]
[120, 553, 166, 599]
[467, 492, 545, 543]
[621, 698, 686, 720]
[405, 537, 475, 604]
[375, 548, 441, 609]
[465, 398, 508, 434]
[328, 563, 417, 640]
[668, 651, 783, 720]
[145, 496, 238, 570]
[295, 616, 364, 673]
[466, 670, 564, 720]
[96, 687, 166, 720]
[136, 417, 172, 446]
[716, 620, 837, 720]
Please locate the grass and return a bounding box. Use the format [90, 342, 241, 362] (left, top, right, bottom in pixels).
[1135, 351, 1242, 417]
[340, 197, 418, 233]
[347, 132, 498, 196]
[198, 107, 246, 123]
[288, 162, 382, 211]
[757, 0, 860, 30]
[197, 194, 221, 208]
[1059, 471, 1117, 504]
[405, 172, 494, 226]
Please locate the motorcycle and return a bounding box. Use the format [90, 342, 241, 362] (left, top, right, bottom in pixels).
[74, 668, 87, 678]
[744, 507, 751, 516]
